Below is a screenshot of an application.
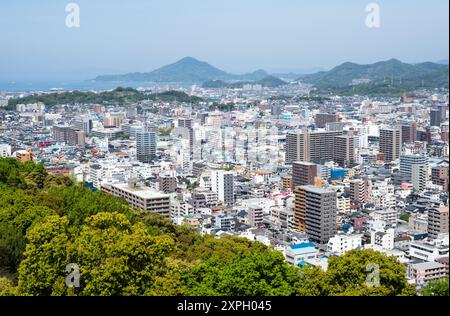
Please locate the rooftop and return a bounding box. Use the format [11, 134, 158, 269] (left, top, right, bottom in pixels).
[411, 261, 445, 271]
[298, 185, 335, 195]
[108, 182, 169, 199]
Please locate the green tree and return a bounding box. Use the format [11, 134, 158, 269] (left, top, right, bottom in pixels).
[421, 278, 449, 296]
[183, 239, 300, 296]
[16, 213, 177, 296]
[296, 249, 416, 296]
[0, 276, 16, 296]
[17, 215, 70, 296]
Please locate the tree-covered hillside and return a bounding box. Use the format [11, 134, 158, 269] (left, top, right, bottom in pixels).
[0, 158, 416, 296]
[299, 59, 449, 96]
[7, 88, 203, 109]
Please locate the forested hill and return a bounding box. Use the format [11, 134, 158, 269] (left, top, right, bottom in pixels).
[298, 59, 449, 96]
[7, 88, 204, 109]
[0, 158, 418, 296]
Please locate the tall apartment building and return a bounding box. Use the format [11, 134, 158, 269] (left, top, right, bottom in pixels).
[285, 131, 309, 164]
[401, 122, 417, 144]
[309, 131, 344, 163]
[333, 135, 356, 167]
[292, 161, 317, 189]
[103, 112, 124, 127]
[52, 126, 85, 147]
[211, 170, 234, 207]
[294, 185, 337, 244]
[399, 155, 429, 192]
[285, 130, 344, 164]
[315, 113, 340, 128]
[159, 174, 177, 193]
[178, 118, 194, 156]
[379, 127, 402, 162]
[73, 115, 93, 135]
[430, 108, 442, 127]
[432, 162, 449, 191]
[136, 121, 157, 163]
[428, 207, 449, 239]
[248, 206, 264, 227]
[349, 178, 369, 205]
[101, 182, 170, 217]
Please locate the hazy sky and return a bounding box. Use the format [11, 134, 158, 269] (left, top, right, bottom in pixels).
[0, 0, 448, 81]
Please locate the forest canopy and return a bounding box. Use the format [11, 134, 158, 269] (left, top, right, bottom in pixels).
[0, 158, 416, 296]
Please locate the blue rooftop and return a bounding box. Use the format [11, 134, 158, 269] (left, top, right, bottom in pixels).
[290, 242, 315, 250]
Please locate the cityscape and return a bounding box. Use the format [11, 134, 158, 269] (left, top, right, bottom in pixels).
[0, 0, 449, 303]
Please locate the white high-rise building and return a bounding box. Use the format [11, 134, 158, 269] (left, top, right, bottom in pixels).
[211, 170, 234, 207]
[136, 131, 156, 163]
[136, 118, 157, 164]
[399, 155, 428, 192]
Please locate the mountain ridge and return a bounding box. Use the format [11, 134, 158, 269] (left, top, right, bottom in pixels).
[94, 57, 269, 83]
[93, 57, 449, 94]
[298, 58, 449, 89]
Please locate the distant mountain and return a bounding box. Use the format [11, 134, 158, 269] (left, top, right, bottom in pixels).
[236, 69, 269, 81]
[94, 57, 268, 83]
[437, 59, 449, 65]
[271, 72, 302, 80]
[299, 59, 449, 89]
[203, 75, 287, 89]
[257, 75, 287, 87]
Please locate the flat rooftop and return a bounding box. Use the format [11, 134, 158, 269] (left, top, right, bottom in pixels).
[411, 261, 445, 270]
[108, 182, 169, 199]
[299, 185, 335, 194]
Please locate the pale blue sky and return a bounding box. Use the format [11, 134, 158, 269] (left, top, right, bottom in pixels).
[0, 0, 448, 81]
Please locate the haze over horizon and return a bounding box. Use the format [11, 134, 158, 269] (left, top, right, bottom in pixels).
[0, 0, 448, 81]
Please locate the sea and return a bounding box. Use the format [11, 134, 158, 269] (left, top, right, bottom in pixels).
[0, 81, 195, 93]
